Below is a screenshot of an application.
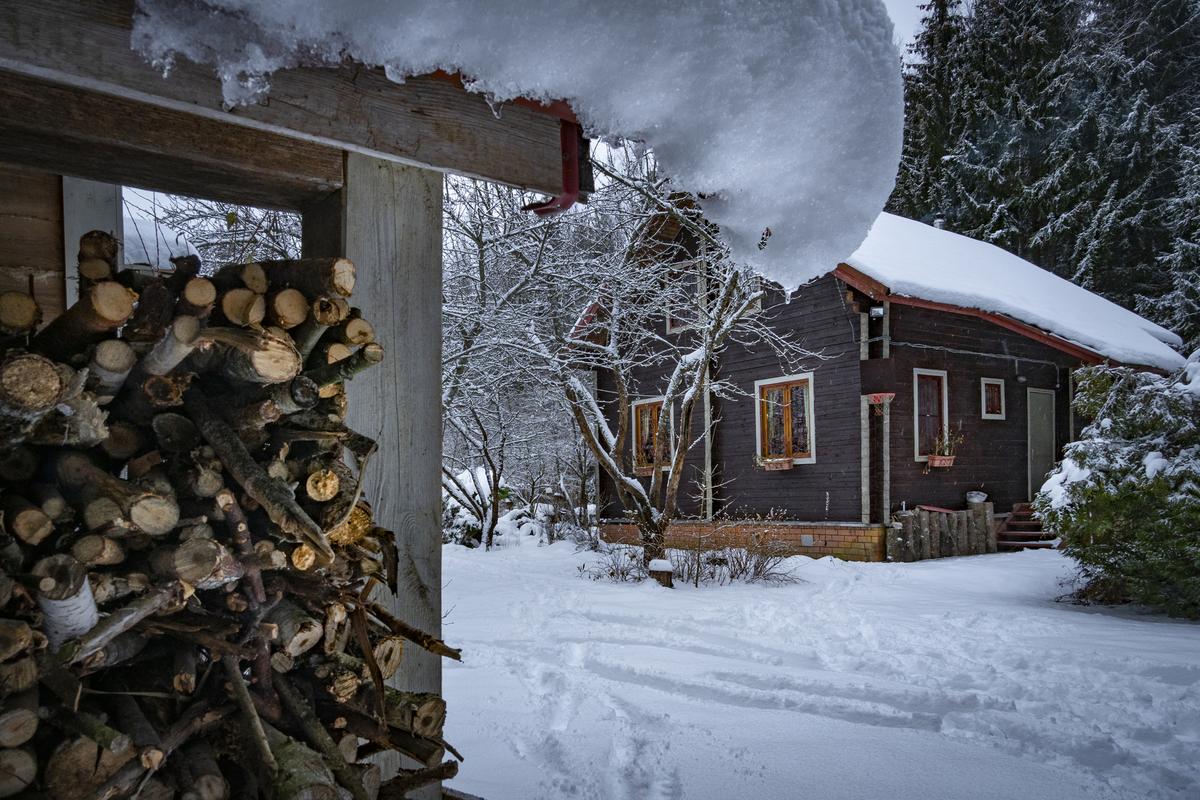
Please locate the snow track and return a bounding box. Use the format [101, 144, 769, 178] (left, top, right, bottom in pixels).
[443, 544, 1200, 799]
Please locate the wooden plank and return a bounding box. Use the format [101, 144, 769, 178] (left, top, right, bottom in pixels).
[303, 154, 443, 792]
[61, 177, 122, 307]
[0, 0, 565, 195]
[0, 73, 342, 210]
[0, 164, 64, 320]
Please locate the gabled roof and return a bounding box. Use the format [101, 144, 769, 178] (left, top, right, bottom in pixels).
[838, 213, 1184, 371]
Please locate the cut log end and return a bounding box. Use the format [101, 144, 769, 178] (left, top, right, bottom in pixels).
[92, 281, 138, 324]
[269, 288, 309, 329]
[0, 291, 40, 334]
[305, 469, 340, 502]
[221, 288, 266, 327]
[1, 353, 63, 412]
[129, 495, 181, 537]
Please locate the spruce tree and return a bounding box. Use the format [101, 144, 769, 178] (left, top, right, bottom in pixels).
[1147, 139, 1200, 351]
[1037, 355, 1200, 616]
[887, 0, 966, 222]
[940, 0, 1083, 269]
[1052, 0, 1200, 309]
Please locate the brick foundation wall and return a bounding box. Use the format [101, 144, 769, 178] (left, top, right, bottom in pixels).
[601, 519, 888, 562]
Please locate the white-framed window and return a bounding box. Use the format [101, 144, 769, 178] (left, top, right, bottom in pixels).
[753, 372, 816, 465]
[913, 368, 949, 462]
[980, 377, 1006, 420]
[631, 396, 671, 474]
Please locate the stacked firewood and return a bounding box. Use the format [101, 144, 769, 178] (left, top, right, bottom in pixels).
[0, 232, 461, 799]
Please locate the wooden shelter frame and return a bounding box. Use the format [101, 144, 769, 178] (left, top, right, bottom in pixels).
[0, 0, 588, 786]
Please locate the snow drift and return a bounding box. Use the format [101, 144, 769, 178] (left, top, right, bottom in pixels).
[131, 0, 903, 289]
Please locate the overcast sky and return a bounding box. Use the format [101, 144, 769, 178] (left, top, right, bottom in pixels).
[883, 0, 924, 50]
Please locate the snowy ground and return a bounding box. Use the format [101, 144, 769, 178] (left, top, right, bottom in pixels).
[441, 542, 1200, 800]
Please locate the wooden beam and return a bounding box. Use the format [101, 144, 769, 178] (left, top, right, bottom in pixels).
[0, 72, 342, 210]
[302, 156, 443, 791]
[0, 0, 565, 195]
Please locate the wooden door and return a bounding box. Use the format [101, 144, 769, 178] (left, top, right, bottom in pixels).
[1027, 388, 1056, 500]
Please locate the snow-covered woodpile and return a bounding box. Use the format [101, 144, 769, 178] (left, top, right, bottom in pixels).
[0, 231, 460, 799]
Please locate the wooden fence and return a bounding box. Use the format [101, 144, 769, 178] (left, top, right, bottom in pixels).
[887, 503, 997, 562]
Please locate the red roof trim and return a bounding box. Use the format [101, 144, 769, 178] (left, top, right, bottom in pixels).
[833, 263, 1106, 366]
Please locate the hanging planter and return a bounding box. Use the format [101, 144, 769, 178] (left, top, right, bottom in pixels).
[927, 454, 956, 468]
[760, 458, 794, 471]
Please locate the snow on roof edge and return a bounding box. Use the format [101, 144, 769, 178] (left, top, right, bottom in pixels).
[843, 213, 1184, 372]
[131, 0, 903, 291]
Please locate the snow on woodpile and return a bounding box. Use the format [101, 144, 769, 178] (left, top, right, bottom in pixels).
[846, 213, 1186, 370]
[130, 0, 903, 289]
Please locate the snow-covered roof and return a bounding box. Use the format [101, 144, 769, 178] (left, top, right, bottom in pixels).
[843, 213, 1184, 371]
[132, 0, 903, 289]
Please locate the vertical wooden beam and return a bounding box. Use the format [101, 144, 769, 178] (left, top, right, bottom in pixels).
[62, 177, 122, 307]
[302, 155, 443, 790]
[881, 300, 891, 358]
[0, 165, 65, 319]
[881, 401, 891, 524]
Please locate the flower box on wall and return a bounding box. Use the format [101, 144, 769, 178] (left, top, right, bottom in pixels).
[927, 454, 956, 468]
[760, 458, 794, 471]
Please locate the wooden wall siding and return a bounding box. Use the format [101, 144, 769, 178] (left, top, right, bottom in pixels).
[597, 275, 866, 523]
[714, 276, 864, 521]
[885, 303, 1078, 513]
[0, 165, 64, 320]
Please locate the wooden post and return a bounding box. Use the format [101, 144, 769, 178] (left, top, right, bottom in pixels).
[303, 154, 443, 793]
[916, 509, 929, 560]
[984, 502, 997, 553]
[61, 177, 122, 308]
[881, 401, 891, 523]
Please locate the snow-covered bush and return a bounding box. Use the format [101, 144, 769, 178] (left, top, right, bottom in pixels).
[1036, 354, 1200, 616]
[578, 540, 796, 587]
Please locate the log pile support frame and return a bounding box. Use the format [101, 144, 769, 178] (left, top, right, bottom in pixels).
[303, 154, 444, 795]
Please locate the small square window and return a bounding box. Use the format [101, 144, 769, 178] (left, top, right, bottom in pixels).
[981, 378, 1005, 420]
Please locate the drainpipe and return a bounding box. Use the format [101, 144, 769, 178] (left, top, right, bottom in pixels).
[702, 368, 714, 520]
[699, 242, 714, 520]
[880, 301, 891, 522]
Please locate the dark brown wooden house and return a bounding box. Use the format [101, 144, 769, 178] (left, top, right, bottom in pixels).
[600, 213, 1184, 561]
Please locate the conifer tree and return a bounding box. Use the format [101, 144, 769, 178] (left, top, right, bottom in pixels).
[1146, 139, 1200, 351]
[1051, 0, 1200, 308]
[887, 0, 966, 222]
[940, 0, 1082, 269]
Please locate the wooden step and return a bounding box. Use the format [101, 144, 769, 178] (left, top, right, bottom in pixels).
[1005, 520, 1044, 529]
[998, 539, 1057, 549]
[997, 531, 1054, 541]
[1012, 502, 1035, 513]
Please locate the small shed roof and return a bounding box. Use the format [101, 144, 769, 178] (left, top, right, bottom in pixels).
[842, 213, 1184, 371]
